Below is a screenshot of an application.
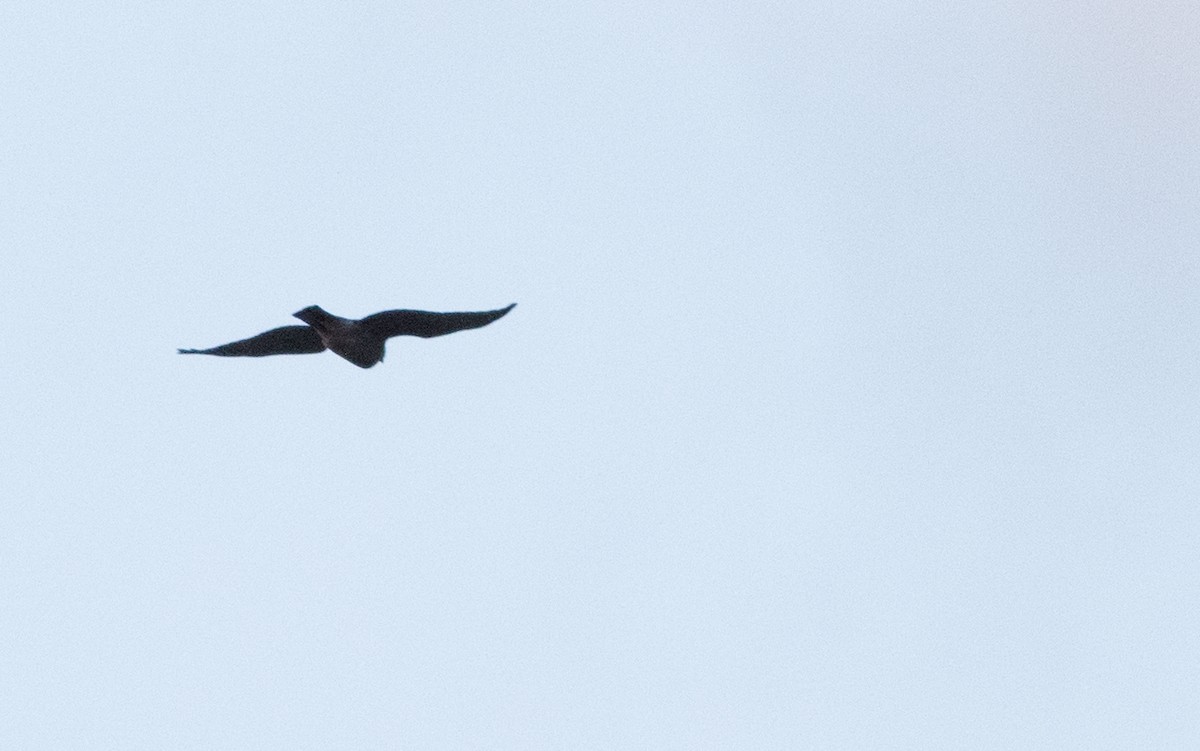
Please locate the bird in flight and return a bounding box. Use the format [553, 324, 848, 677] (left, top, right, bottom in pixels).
[179, 303, 515, 369]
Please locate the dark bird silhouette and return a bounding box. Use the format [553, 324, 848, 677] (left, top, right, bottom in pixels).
[179, 303, 515, 369]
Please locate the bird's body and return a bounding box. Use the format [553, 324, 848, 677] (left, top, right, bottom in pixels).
[292, 306, 385, 368]
[180, 303, 515, 369]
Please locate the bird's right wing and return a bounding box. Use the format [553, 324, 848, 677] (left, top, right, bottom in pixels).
[178, 325, 326, 357]
[360, 303, 516, 339]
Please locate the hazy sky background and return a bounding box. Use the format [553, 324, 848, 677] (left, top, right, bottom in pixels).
[2, 1, 1197, 747]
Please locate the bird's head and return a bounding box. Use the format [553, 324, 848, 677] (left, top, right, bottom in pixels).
[292, 305, 328, 326]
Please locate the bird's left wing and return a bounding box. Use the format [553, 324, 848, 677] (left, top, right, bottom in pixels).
[360, 303, 516, 339]
[178, 325, 326, 358]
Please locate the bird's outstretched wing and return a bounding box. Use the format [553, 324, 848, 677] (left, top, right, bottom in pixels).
[178, 325, 326, 357]
[360, 303, 516, 339]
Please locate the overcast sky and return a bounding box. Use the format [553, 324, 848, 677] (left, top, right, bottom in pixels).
[2, 1, 1197, 748]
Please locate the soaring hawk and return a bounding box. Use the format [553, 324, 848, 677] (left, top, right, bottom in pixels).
[179, 303, 515, 369]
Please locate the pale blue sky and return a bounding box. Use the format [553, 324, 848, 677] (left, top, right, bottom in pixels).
[2, 2, 1197, 748]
